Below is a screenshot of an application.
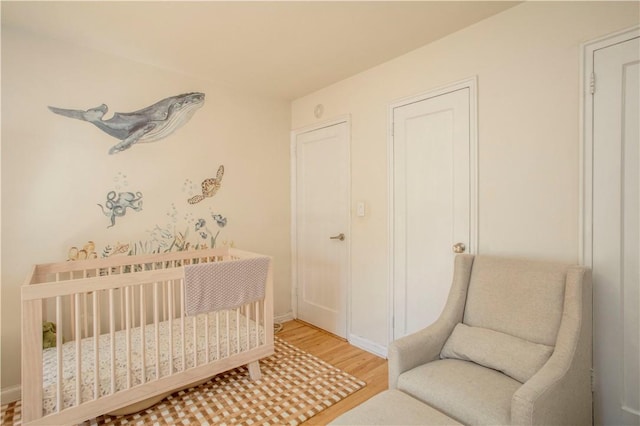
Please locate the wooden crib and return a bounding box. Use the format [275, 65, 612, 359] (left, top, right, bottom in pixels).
[21, 247, 274, 425]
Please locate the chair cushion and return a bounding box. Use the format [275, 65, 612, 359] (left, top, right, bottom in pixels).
[397, 359, 521, 425]
[463, 256, 568, 346]
[440, 323, 553, 383]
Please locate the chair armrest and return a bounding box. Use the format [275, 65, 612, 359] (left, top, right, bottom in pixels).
[511, 267, 592, 425]
[388, 319, 452, 389]
[388, 254, 475, 389]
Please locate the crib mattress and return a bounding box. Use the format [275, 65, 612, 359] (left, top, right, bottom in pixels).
[42, 310, 264, 415]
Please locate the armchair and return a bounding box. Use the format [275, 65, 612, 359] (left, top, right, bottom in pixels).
[388, 254, 592, 425]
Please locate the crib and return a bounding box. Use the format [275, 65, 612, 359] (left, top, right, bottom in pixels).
[20, 247, 274, 425]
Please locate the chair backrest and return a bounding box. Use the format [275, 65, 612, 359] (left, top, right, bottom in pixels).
[462, 256, 569, 346]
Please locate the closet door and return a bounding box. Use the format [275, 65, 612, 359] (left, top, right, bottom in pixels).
[391, 80, 476, 339]
[590, 33, 640, 426]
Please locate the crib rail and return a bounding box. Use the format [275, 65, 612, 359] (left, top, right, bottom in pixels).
[21, 247, 274, 425]
[28, 247, 234, 285]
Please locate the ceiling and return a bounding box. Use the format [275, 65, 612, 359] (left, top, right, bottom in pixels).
[2, 1, 519, 100]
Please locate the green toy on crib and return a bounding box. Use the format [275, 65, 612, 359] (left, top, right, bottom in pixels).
[42, 321, 57, 349]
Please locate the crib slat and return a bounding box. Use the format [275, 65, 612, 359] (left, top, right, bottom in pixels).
[262, 297, 266, 345]
[192, 315, 197, 367]
[236, 309, 241, 354]
[205, 310, 210, 363]
[180, 280, 185, 372]
[75, 293, 82, 407]
[246, 303, 250, 350]
[56, 296, 63, 412]
[140, 284, 146, 384]
[130, 285, 136, 329]
[109, 289, 116, 395]
[83, 295, 88, 339]
[69, 294, 76, 341]
[93, 291, 99, 400]
[119, 285, 125, 331]
[216, 311, 220, 360]
[125, 286, 131, 389]
[255, 301, 260, 348]
[226, 310, 230, 358]
[163, 283, 168, 322]
[154, 282, 160, 380]
[168, 281, 174, 375]
[83, 270, 88, 338]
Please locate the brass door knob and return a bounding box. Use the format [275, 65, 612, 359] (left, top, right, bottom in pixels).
[452, 242, 466, 253]
[330, 233, 345, 241]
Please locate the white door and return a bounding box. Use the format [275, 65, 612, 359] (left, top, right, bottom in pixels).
[392, 82, 475, 340]
[294, 121, 349, 338]
[591, 34, 640, 426]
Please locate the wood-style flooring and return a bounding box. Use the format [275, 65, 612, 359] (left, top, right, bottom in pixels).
[277, 320, 388, 425]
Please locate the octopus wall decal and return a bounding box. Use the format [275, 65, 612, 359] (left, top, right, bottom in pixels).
[188, 165, 224, 204]
[48, 92, 205, 154]
[98, 190, 143, 228]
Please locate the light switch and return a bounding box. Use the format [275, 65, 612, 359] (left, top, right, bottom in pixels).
[357, 202, 366, 217]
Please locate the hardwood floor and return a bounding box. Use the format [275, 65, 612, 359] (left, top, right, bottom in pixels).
[277, 320, 388, 425]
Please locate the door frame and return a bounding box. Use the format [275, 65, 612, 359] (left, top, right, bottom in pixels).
[387, 77, 478, 344]
[290, 115, 352, 336]
[580, 25, 639, 266]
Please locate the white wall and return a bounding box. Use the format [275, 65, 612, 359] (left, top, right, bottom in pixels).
[291, 2, 639, 350]
[1, 26, 291, 394]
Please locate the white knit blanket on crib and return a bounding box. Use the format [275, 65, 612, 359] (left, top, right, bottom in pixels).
[184, 256, 269, 316]
[41, 310, 264, 415]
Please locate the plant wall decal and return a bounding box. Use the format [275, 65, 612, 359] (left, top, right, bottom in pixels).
[68, 213, 229, 261]
[101, 242, 131, 258]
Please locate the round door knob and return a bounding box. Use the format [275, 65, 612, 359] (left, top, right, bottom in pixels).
[452, 242, 466, 253]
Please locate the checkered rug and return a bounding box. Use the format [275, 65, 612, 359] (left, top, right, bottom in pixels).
[1, 337, 365, 425]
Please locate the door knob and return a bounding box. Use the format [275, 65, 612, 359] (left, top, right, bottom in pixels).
[330, 233, 345, 241]
[452, 242, 466, 253]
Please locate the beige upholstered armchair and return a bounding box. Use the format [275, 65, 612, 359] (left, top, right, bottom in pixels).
[388, 254, 592, 425]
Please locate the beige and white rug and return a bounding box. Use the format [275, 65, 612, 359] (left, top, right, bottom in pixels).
[1, 337, 365, 426]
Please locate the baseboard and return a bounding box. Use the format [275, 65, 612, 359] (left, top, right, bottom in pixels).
[348, 333, 388, 359]
[274, 311, 294, 324]
[1, 384, 21, 405]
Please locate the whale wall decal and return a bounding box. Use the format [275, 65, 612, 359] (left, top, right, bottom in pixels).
[48, 92, 205, 154]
